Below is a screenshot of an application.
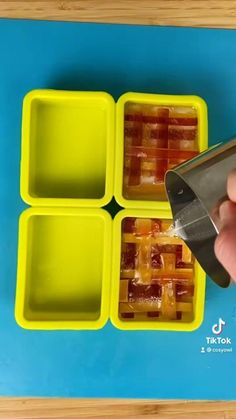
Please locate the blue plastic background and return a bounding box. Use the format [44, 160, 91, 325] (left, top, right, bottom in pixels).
[0, 19, 236, 399]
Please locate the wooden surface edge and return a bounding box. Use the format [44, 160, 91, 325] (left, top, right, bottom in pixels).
[0, 398, 235, 418]
[0, 0, 236, 28]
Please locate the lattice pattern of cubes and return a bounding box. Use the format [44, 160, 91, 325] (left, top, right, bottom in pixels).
[123, 103, 199, 201]
[119, 217, 194, 322]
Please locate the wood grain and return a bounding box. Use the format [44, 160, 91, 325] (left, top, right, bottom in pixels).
[0, 398, 235, 419]
[0, 0, 236, 28]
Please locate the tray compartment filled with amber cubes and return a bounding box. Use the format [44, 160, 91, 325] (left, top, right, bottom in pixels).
[115, 93, 208, 209]
[111, 209, 206, 331]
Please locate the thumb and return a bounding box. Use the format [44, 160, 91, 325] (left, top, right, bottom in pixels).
[214, 200, 236, 282]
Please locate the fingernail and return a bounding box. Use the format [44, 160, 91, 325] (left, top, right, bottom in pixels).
[218, 200, 236, 228]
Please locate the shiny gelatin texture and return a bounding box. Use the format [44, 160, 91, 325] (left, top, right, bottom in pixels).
[123, 103, 199, 200]
[119, 217, 194, 321]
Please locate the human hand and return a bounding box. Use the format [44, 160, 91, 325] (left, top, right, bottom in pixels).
[214, 169, 236, 281]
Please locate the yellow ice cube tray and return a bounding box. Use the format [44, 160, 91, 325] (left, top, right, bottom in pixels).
[15, 89, 208, 331]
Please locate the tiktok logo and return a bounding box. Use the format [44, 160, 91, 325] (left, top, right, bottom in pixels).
[201, 318, 232, 354]
[212, 318, 226, 335]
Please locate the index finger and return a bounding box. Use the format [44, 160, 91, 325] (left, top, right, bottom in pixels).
[227, 169, 236, 202]
[215, 223, 236, 282]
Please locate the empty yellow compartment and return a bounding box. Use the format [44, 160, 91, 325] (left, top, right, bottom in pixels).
[15, 207, 112, 330]
[21, 90, 115, 207]
[115, 92, 208, 210]
[110, 209, 206, 331]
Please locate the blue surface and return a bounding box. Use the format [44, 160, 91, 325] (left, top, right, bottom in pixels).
[0, 19, 236, 399]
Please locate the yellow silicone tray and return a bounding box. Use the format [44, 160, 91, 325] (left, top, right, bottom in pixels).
[15, 207, 112, 330]
[21, 90, 115, 207]
[15, 89, 208, 331]
[115, 92, 208, 209]
[111, 209, 206, 332]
